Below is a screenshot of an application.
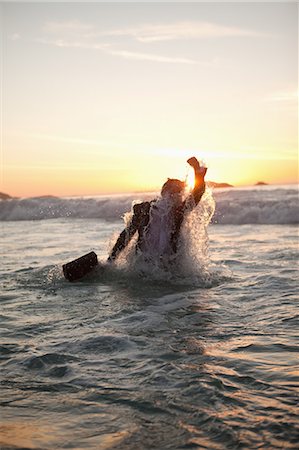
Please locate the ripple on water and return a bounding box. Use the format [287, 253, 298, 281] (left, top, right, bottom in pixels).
[23, 352, 78, 370]
[70, 334, 137, 355]
[1, 219, 298, 449]
[0, 343, 26, 358]
[232, 342, 298, 353]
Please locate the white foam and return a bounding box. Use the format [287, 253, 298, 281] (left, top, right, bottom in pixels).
[0, 186, 298, 224]
[110, 188, 224, 287]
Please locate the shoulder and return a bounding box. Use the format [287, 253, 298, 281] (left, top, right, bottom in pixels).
[133, 201, 151, 215]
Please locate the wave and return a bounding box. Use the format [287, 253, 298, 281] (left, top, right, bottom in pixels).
[213, 187, 299, 225]
[0, 187, 298, 224]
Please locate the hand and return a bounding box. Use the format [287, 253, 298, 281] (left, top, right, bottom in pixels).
[187, 157, 200, 170]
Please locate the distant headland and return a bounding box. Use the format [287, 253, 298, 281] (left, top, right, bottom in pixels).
[207, 181, 234, 188]
[0, 192, 58, 200]
[255, 181, 269, 186]
[0, 192, 14, 200]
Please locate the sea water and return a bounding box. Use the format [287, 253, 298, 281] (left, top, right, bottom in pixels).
[1, 185, 298, 449]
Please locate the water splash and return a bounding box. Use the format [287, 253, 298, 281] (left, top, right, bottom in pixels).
[47, 265, 64, 284]
[177, 187, 218, 285]
[111, 188, 224, 286]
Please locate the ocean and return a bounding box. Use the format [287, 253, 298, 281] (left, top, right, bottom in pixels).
[1, 185, 298, 449]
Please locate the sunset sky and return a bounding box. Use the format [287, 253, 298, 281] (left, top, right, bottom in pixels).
[1, 1, 298, 197]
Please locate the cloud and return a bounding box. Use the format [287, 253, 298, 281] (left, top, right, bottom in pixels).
[43, 20, 265, 42]
[36, 37, 200, 64]
[25, 133, 298, 163]
[105, 49, 198, 64]
[43, 20, 94, 36]
[100, 21, 265, 42]
[36, 37, 109, 51]
[37, 19, 264, 65]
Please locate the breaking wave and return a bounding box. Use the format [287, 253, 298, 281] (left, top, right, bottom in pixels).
[0, 186, 298, 224]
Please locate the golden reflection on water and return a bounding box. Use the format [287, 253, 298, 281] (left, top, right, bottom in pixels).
[0, 420, 133, 450]
[0, 420, 57, 449]
[98, 429, 132, 449]
[179, 421, 223, 450]
[208, 336, 298, 366]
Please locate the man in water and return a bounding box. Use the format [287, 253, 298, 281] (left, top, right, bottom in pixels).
[108, 157, 207, 265]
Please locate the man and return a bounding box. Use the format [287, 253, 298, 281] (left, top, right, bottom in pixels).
[108, 156, 207, 265]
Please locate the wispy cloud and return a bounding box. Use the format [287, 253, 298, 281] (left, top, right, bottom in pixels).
[43, 20, 264, 42]
[36, 37, 200, 64]
[36, 37, 109, 51]
[19, 134, 298, 165]
[43, 20, 94, 36]
[36, 19, 264, 65]
[101, 21, 265, 42]
[106, 49, 198, 64]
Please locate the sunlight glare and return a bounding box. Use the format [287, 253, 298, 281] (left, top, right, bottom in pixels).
[185, 168, 195, 191]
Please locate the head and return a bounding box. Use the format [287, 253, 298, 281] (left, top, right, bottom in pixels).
[161, 178, 185, 198]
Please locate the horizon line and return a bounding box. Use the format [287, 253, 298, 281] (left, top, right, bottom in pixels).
[2, 181, 298, 200]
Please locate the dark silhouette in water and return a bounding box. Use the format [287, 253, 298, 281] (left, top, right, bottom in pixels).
[108, 157, 207, 264]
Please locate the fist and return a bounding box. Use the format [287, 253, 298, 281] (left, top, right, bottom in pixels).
[187, 157, 200, 169]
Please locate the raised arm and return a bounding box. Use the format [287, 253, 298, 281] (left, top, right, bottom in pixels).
[107, 203, 146, 262]
[186, 156, 207, 207]
[108, 216, 138, 263]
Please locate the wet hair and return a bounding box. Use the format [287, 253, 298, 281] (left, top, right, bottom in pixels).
[161, 178, 185, 196]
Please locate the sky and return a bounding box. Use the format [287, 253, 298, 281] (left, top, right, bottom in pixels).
[1, 1, 298, 197]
